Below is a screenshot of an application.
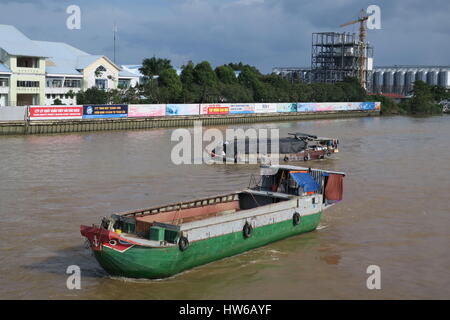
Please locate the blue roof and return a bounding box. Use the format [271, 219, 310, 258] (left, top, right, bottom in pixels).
[33, 41, 119, 75]
[76, 55, 103, 69]
[119, 69, 139, 78]
[33, 41, 90, 75]
[0, 63, 11, 73]
[0, 25, 122, 76]
[290, 171, 320, 193]
[0, 24, 47, 57]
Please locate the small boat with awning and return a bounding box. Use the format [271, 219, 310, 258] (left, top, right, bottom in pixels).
[80, 165, 346, 279]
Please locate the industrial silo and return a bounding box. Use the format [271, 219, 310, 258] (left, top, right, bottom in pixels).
[416, 70, 426, 82]
[438, 70, 449, 88]
[394, 71, 405, 94]
[372, 71, 383, 93]
[426, 70, 438, 85]
[405, 71, 416, 94]
[383, 70, 394, 93]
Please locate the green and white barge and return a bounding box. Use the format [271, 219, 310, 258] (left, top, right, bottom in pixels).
[80, 165, 345, 279]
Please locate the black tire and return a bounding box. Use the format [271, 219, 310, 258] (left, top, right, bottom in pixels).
[293, 212, 301, 226]
[243, 222, 253, 238]
[326, 151, 332, 157]
[303, 154, 309, 161]
[179, 236, 189, 251]
[284, 156, 289, 162]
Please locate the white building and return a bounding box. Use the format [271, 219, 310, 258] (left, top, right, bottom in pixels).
[0, 24, 140, 107]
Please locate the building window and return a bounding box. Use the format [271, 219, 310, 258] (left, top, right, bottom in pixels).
[47, 79, 63, 88]
[46, 94, 50, 99]
[64, 79, 81, 88]
[95, 79, 107, 90]
[17, 81, 40, 87]
[17, 57, 39, 68]
[0, 78, 8, 87]
[118, 79, 131, 89]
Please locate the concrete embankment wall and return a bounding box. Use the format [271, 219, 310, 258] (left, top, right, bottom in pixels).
[0, 110, 379, 135]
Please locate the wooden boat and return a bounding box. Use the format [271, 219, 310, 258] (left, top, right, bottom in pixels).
[80, 165, 345, 279]
[209, 133, 339, 163]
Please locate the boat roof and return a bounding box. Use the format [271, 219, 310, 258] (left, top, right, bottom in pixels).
[263, 165, 346, 176]
[288, 133, 336, 140]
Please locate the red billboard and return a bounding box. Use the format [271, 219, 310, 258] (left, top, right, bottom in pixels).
[29, 106, 83, 120]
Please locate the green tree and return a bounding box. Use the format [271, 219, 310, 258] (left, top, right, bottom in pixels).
[140, 57, 172, 77]
[158, 68, 183, 103]
[193, 61, 218, 87]
[215, 65, 237, 84]
[336, 77, 367, 101]
[192, 61, 219, 102]
[180, 61, 195, 87]
[431, 85, 450, 102]
[407, 80, 442, 114]
[76, 87, 109, 104]
[366, 94, 404, 115]
[52, 98, 63, 105]
[292, 82, 313, 102]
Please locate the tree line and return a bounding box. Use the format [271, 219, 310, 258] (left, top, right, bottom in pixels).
[73, 57, 449, 115]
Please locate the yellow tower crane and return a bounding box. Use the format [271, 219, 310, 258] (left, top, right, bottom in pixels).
[340, 9, 370, 89]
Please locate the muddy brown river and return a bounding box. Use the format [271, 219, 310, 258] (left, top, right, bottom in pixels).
[0, 115, 449, 299]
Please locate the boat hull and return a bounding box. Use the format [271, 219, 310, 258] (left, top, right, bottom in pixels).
[92, 211, 322, 279]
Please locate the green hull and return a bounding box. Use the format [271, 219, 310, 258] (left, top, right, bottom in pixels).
[94, 212, 322, 279]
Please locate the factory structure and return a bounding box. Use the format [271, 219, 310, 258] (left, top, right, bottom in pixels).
[274, 31, 374, 90]
[273, 10, 450, 96]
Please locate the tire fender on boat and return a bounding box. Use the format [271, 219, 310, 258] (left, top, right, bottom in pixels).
[179, 236, 189, 251]
[243, 222, 253, 238]
[293, 212, 301, 226]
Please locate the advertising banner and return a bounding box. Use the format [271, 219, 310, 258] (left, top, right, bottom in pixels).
[201, 104, 229, 115]
[254, 103, 277, 113]
[166, 104, 200, 116]
[228, 104, 255, 114]
[128, 104, 165, 117]
[297, 102, 377, 112]
[83, 105, 128, 119]
[29, 106, 83, 120]
[276, 103, 297, 113]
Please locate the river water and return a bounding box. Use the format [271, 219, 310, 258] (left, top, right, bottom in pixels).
[0, 115, 449, 299]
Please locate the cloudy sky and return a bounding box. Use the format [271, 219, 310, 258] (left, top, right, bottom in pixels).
[0, 0, 449, 72]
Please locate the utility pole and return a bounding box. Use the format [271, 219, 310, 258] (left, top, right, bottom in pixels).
[113, 23, 118, 64]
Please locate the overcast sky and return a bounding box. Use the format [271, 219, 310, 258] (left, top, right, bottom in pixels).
[0, 0, 449, 72]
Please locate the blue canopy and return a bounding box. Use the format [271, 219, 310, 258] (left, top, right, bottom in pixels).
[290, 171, 320, 193]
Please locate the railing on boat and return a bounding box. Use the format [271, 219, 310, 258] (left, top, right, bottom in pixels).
[119, 193, 240, 218]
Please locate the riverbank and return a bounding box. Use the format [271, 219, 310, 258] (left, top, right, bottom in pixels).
[0, 110, 379, 135]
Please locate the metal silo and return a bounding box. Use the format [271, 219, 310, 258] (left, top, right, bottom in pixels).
[383, 70, 394, 93]
[426, 70, 438, 85]
[394, 71, 405, 94]
[438, 70, 449, 87]
[405, 71, 416, 94]
[372, 71, 383, 93]
[416, 70, 426, 82]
